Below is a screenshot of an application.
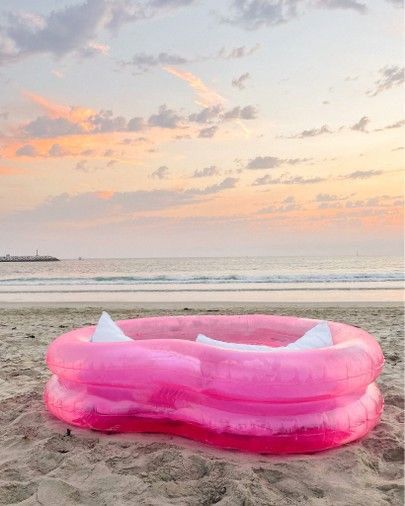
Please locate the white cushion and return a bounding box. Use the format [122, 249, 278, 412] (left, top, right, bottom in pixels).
[91, 311, 132, 343]
[285, 321, 333, 350]
[196, 334, 274, 352]
[196, 321, 333, 352]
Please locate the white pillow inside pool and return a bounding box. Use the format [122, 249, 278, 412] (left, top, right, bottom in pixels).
[91, 312, 333, 350]
[196, 321, 333, 351]
[91, 311, 132, 342]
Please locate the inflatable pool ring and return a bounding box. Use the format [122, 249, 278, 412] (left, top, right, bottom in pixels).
[45, 314, 384, 454]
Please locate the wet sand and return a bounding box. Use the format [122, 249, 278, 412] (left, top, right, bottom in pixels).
[0, 303, 403, 505]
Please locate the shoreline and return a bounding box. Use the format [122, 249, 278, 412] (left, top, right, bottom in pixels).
[0, 300, 403, 309]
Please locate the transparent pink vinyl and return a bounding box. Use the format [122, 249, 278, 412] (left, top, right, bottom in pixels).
[45, 315, 384, 454]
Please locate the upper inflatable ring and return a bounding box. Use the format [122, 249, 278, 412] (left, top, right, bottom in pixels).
[45, 314, 384, 454]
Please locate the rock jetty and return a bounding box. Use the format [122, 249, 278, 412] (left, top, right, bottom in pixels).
[0, 254, 59, 262]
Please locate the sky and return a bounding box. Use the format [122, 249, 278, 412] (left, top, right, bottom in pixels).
[0, 0, 403, 258]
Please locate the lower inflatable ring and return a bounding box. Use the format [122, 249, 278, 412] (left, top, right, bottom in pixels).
[45, 314, 384, 454]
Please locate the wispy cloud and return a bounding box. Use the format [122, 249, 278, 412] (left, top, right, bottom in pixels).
[188, 104, 258, 124]
[23, 91, 77, 119]
[252, 168, 387, 186]
[318, 0, 367, 14]
[341, 170, 383, 179]
[283, 114, 391, 138]
[188, 105, 223, 124]
[192, 166, 220, 178]
[198, 126, 218, 138]
[48, 143, 73, 157]
[223, 105, 258, 120]
[23, 116, 85, 138]
[21, 92, 184, 137]
[259, 196, 301, 214]
[283, 124, 333, 139]
[195, 176, 238, 194]
[79, 42, 110, 58]
[122, 52, 189, 72]
[374, 119, 405, 132]
[150, 165, 170, 179]
[0, 1, 115, 65]
[246, 156, 309, 169]
[367, 65, 404, 96]
[344, 195, 403, 209]
[120, 44, 260, 73]
[252, 174, 325, 186]
[217, 44, 260, 59]
[221, 0, 302, 30]
[23, 90, 96, 131]
[164, 66, 225, 107]
[3, 89, 261, 163]
[149, 0, 198, 9]
[148, 104, 184, 129]
[220, 0, 366, 31]
[232, 72, 251, 89]
[316, 193, 339, 202]
[8, 175, 239, 223]
[0, 0, 202, 65]
[351, 116, 369, 132]
[75, 160, 89, 172]
[15, 144, 38, 157]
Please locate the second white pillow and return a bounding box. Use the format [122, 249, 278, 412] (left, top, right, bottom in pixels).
[196, 321, 333, 352]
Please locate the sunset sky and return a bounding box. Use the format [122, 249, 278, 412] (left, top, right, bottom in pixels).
[0, 0, 403, 258]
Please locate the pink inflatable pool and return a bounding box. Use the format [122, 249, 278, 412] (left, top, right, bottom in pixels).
[45, 315, 384, 454]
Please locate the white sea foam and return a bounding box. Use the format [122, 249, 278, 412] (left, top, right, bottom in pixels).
[0, 256, 402, 294]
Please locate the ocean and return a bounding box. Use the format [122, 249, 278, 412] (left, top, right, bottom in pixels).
[0, 256, 402, 303]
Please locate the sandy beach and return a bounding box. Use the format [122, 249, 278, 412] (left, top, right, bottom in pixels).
[0, 303, 403, 505]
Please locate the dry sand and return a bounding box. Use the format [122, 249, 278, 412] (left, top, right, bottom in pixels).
[0, 304, 403, 505]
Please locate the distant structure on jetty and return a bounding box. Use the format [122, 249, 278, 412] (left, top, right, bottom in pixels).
[0, 250, 59, 262]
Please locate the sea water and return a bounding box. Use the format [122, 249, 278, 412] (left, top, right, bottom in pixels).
[0, 256, 402, 303]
